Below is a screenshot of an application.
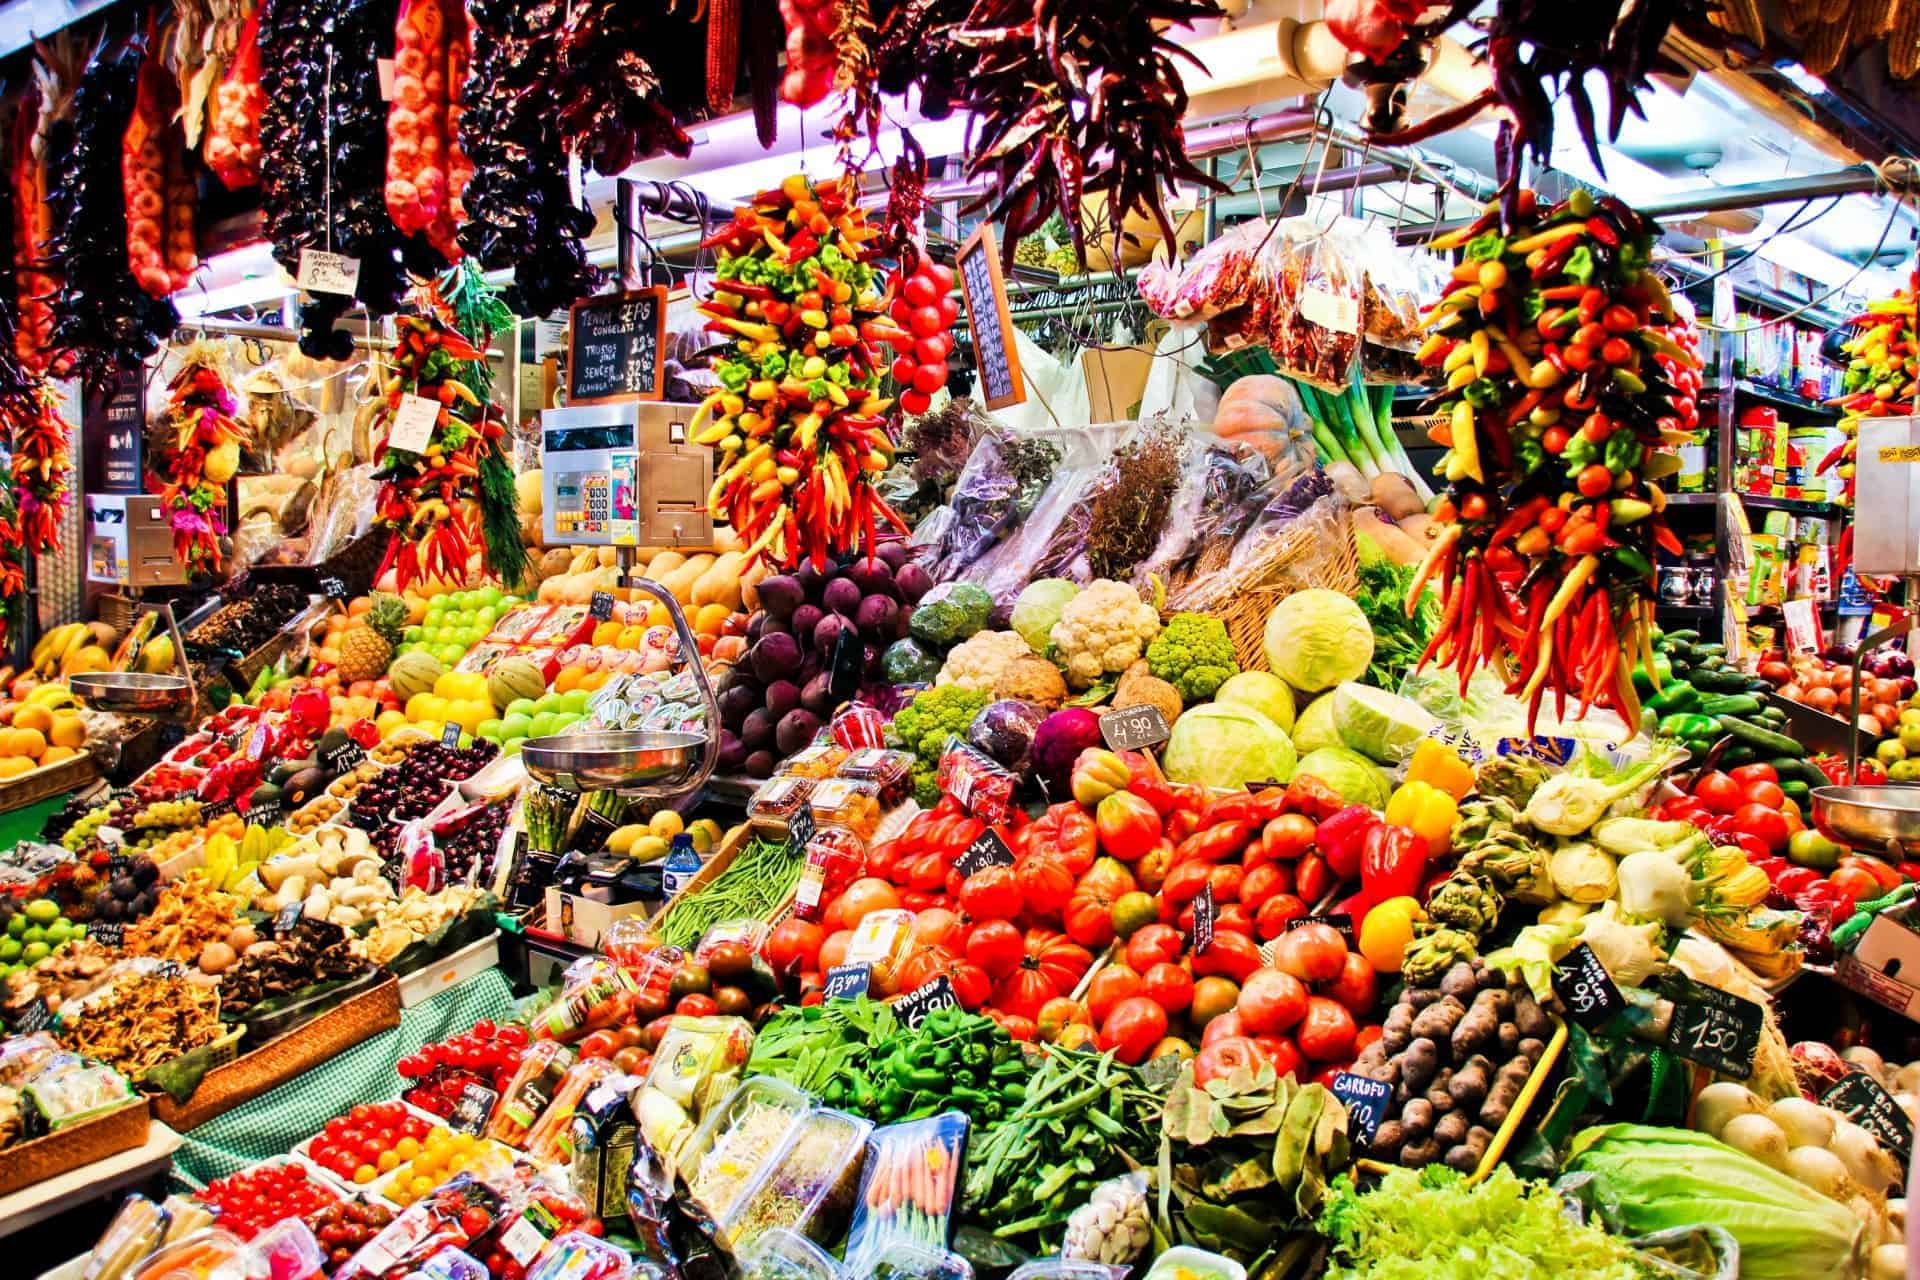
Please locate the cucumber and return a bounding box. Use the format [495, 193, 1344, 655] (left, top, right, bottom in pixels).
[1721, 743, 1758, 766]
[1781, 779, 1811, 805]
[1699, 694, 1763, 717]
[1692, 669, 1754, 693]
[1716, 714, 1805, 757]
[1694, 655, 1726, 672]
[1757, 705, 1789, 727]
[1772, 757, 1828, 788]
[1694, 643, 1727, 658]
[1665, 629, 1702, 645]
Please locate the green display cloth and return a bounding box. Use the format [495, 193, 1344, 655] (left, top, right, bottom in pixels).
[0, 790, 75, 848]
[170, 967, 518, 1187]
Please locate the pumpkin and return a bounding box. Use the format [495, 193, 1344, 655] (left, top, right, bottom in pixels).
[389, 650, 444, 701]
[1214, 375, 1308, 447]
[487, 656, 547, 709]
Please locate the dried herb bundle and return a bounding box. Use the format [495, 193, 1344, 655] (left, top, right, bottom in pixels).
[906, 397, 985, 487]
[1085, 424, 1184, 581]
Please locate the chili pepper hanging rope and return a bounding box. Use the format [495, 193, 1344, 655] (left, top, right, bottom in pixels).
[10, 380, 73, 556]
[1407, 188, 1699, 732]
[1819, 271, 1918, 506]
[150, 340, 249, 578]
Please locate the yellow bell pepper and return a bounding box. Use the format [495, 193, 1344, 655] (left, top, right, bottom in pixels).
[1385, 780, 1458, 859]
[1405, 738, 1475, 801]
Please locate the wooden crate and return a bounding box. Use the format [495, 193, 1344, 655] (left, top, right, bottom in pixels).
[639, 824, 804, 949]
[0, 1099, 150, 1196]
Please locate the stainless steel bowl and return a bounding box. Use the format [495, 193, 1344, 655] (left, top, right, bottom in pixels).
[68, 672, 195, 715]
[520, 731, 708, 793]
[1811, 785, 1920, 857]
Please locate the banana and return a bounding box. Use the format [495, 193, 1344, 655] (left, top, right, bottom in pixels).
[33, 625, 84, 677]
[29, 685, 77, 709]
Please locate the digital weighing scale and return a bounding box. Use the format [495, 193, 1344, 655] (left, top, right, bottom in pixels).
[540, 401, 715, 549]
[86, 494, 187, 588]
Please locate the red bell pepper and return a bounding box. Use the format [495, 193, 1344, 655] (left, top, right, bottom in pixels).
[1360, 824, 1428, 905]
[1315, 805, 1381, 881]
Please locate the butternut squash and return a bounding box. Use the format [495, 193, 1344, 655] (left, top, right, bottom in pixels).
[691, 551, 746, 609]
[660, 554, 714, 602]
[645, 551, 687, 581]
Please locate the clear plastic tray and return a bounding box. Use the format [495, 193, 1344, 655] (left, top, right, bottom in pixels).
[677, 1077, 812, 1230]
[869, 1243, 973, 1280]
[718, 1106, 873, 1251]
[364, 1135, 520, 1212]
[735, 1228, 841, 1280]
[1141, 1248, 1246, 1280]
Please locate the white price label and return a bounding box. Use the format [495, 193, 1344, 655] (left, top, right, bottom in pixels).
[1300, 286, 1361, 335]
[376, 58, 396, 100]
[1783, 597, 1820, 656]
[534, 313, 569, 359]
[387, 393, 441, 454]
[296, 249, 361, 296]
[499, 1216, 547, 1265]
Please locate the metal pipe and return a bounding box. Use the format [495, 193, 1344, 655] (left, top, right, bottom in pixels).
[172, 315, 504, 358]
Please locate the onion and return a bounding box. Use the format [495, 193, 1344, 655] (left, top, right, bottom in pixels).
[1786, 1144, 1854, 1200]
[1693, 1081, 1762, 1139]
[1845, 1046, 1891, 1083]
[1869, 1243, 1906, 1280]
[1722, 1113, 1791, 1169]
[1767, 1096, 1837, 1150]
[1832, 1118, 1903, 1196]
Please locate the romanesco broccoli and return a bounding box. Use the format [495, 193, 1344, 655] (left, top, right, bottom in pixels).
[1146, 613, 1239, 703]
[892, 686, 990, 763]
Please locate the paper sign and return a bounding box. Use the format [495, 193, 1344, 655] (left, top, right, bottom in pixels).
[1878, 445, 1920, 463]
[892, 975, 959, 1027]
[442, 722, 464, 746]
[824, 964, 871, 1002]
[376, 58, 396, 100]
[1782, 597, 1820, 656]
[1553, 942, 1624, 1030]
[1666, 977, 1763, 1079]
[297, 249, 361, 296]
[1331, 1072, 1393, 1142]
[954, 827, 1014, 877]
[387, 394, 441, 454]
[1286, 912, 1356, 945]
[1300, 286, 1361, 335]
[1100, 705, 1171, 752]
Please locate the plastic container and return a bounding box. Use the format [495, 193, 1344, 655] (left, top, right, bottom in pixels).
[735, 1228, 842, 1280]
[1141, 1247, 1247, 1280]
[792, 825, 868, 924]
[209, 1219, 327, 1280]
[830, 705, 889, 752]
[694, 919, 772, 966]
[641, 1014, 755, 1113]
[490, 1039, 578, 1148]
[404, 1250, 489, 1280]
[748, 776, 817, 839]
[838, 749, 914, 808]
[524, 1230, 631, 1280]
[26, 1060, 135, 1128]
[807, 780, 882, 840]
[1004, 1264, 1127, 1280]
[719, 1106, 873, 1250]
[524, 1058, 619, 1165]
[868, 1243, 974, 1280]
[367, 1135, 520, 1211]
[842, 909, 916, 990]
[781, 744, 848, 781]
[678, 1077, 813, 1231]
[127, 1229, 247, 1280]
[84, 1195, 171, 1280]
[844, 1114, 969, 1273]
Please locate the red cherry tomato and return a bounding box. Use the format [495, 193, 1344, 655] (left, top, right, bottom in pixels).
[914, 335, 951, 364]
[911, 364, 946, 394]
[890, 355, 918, 383]
[900, 388, 932, 415]
[903, 275, 938, 307]
[925, 263, 956, 293]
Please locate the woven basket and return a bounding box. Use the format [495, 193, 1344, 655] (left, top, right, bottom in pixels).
[0, 1098, 151, 1196]
[0, 752, 100, 815]
[152, 975, 400, 1132]
[245, 530, 388, 601]
[1167, 501, 1361, 674]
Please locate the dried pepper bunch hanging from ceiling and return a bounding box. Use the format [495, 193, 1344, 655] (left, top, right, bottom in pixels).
[45, 25, 178, 393]
[150, 339, 249, 579]
[951, 0, 1225, 272]
[14, 36, 92, 377]
[554, 1, 694, 175]
[457, 0, 601, 318]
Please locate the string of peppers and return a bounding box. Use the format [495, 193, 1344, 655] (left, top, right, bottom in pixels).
[10, 379, 72, 555]
[1818, 272, 1917, 507]
[150, 340, 249, 578]
[1408, 187, 1700, 731]
[690, 173, 912, 569]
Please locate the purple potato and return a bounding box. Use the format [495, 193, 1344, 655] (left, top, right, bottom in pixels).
[717, 731, 748, 771]
[744, 750, 776, 778]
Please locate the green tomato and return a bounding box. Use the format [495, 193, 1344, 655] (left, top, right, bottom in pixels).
[0, 938, 22, 961]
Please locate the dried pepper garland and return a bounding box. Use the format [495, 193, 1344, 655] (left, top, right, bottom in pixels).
[371, 311, 523, 590]
[1408, 189, 1697, 729]
[457, 0, 601, 317]
[10, 380, 74, 556]
[556, 1, 692, 176]
[45, 26, 177, 393]
[689, 175, 910, 568]
[0, 481, 29, 650]
[952, 0, 1224, 271]
[150, 340, 249, 577]
[9, 87, 55, 373]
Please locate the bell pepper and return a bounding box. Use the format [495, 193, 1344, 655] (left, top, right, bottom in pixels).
[1070, 749, 1131, 808]
[1315, 805, 1381, 881]
[1383, 781, 1458, 859]
[1405, 739, 1474, 801]
[1361, 824, 1429, 908]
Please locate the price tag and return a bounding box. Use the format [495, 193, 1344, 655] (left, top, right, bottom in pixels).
[1822, 1072, 1914, 1160]
[321, 740, 366, 773]
[318, 576, 348, 600]
[1300, 286, 1361, 335]
[1192, 882, 1217, 954]
[1665, 977, 1763, 1079]
[86, 920, 124, 947]
[1783, 597, 1821, 657]
[1285, 912, 1356, 945]
[376, 58, 396, 100]
[787, 803, 816, 855]
[202, 799, 235, 823]
[13, 997, 51, 1034]
[296, 249, 361, 296]
[1552, 942, 1623, 1030]
[498, 1217, 548, 1267]
[589, 591, 615, 621]
[954, 826, 1014, 877]
[97, 826, 124, 850]
[892, 975, 959, 1028]
[249, 795, 287, 829]
[1100, 705, 1171, 752]
[448, 1082, 498, 1135]
[824, 963, 871, 1002]
[1245, 779, 1288, 793]
[274, 900, 304, 935]
[442, 722, 464, 746]
[387, 393, 441, 454]
[1331, 1072, 1394, 1143]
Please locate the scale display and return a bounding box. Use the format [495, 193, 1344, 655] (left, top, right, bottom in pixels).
[540, 403, 715, 550]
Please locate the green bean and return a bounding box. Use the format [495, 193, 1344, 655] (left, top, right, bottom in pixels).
[652, 836, 804, 948]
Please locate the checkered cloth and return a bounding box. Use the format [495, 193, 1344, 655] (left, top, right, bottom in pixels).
[169, 968, 518, 1187]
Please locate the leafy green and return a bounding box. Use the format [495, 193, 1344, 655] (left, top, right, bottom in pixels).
[1318, 1166, 1647, 1280]
[1353, 555, 1439, 692]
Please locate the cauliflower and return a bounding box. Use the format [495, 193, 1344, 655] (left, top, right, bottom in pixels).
[994, 655, 1069, 709]
[936, 629, 1032, 692]
[1145, 613, 1238, 703]
[1050, 580, 1162, 689]
[891, 686, 991, 763]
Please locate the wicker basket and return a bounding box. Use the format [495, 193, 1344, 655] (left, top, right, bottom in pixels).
[244, 530, 389, 602]
[0, 751, 100, 815]
[1167, 501, 1362, 674]
[0, 1098, 151, 1196]
[152, 975, 401, 1132]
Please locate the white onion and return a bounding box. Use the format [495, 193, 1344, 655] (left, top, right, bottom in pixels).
[1693, 1081, 1762, 1139]
[1833, 1119, 1903, 1197]
[1846, 1046, 1891, 1084]
[1786, 1144, 1855, 1200]
[1767, 1096, 1837, 1150]
[1889, 1197, 1907, 1242]
[1869, 1242, 1906, 1280]
[1722, 1113, 1791, 1169]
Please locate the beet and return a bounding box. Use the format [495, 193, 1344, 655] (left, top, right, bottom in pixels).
[747, 613, 767, 644]
[795, 561, 826, 601]
[754, 575, 805, 620]
[744, 750, 776, 778]
[856, 594, 899, 641]
[775, 709, 824, 756]
[741, 708, 777, 750]
[716, 731, 747, 772]
[750, 631, 804, 683]
[846, 560, 897, 600]
[814, 612, 853, 655]
[876, 541, 910, 571]
[894, 562, 934, 604]
[799, 651, 825, 685]
[800, 671, 835, 716]
[717, 682, 758, 730]
[791, 603, 825, 643]
[764, 679, 801, 720]
[822, 575, 863, 618]
[864, 643, 882, 677]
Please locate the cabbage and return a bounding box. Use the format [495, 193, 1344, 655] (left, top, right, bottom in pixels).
[1293, 746, 1389, 808]
[1264, 588, 1373, 692]
[1010, 579, 1079, 656]
[1331, 682, 1437, 763]
[1213, 670, 1295, 734]
[1291, 693, 1342, 755]
[881, 638, 942, 684]
[1163, 702, 1296, 790]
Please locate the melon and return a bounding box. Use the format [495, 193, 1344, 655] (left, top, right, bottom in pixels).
[390, 650, 445, 701]
[488, 657, 547, 710]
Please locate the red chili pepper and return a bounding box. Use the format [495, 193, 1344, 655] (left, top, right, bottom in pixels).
[1585, 216, 1622, 248]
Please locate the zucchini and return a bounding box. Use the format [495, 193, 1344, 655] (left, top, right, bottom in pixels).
[1665, 629, 1702, 645]
[1699, 694, 1763, 718]
[1716, 714, 1805, 757]
[1772, 757, 1828, 788]
[1757, 705, 1789, 727]
[1694, 643, 1727, 658]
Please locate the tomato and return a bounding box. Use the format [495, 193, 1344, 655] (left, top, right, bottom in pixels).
[1740, 779, 1787, 811]
[765, 918, 826, 976]
[837, 877, 902, 926]
[1087, 965, 1142, 1024]
[1236, 969, 1309, 1034]
[1254, 1035, 1307, 1081]
[1239, 862, 1294, 911]
[1160, 858, 1213, 905]
[675, 993, 719, 1017]
[991, 930, 1095, 1021]
[1190, 930, 1263, 983]
[460, 1207, 494, 1238]
[1065, 861, 1137, 948]
[1036, 997, 1090, 1042]
[1098, 996, 1169, 1064]
[578, 1030, 620, 1060]
[1140, 962, 1194, 1014]
[1256, 813, 1317, 864]
[1207, 863, 1245, 904]
[1193, 1035, 1264, 1085]
[1691, 770, 1743, 814]
[1125, 923, 1185, 973]
[1269, 923, 1347, 985]
[1295, 996, 1358, 1062]
[1215, 902, 1254, 936]
[1829, 863, 1884, 903]
[1201, 1008, 1247, 1045]
[1254, 893, 1308, 940]
[1839, 855, 1903, 894]
[910, 907, 964, 951]
[1324, 952, 1379, 1018]
[1728, 763, 1778, 787]
[1732, 803, 1790, 854]
[965, 919, 1024, 979]
[1095, 791, 1162, 862]
[997, 1013, 1037, 1041]
[1014, 855, 1076, 917]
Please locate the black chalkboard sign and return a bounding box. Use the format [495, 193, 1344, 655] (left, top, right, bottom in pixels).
[1822, 1072, 1914, 1160]
[321, 740, 366, 774]
[1553, 943, 1624, 1030]
[443, 721, 464, 746]
[1665, 977, 1763, 1079]
[449, 1082, 499, 1135]
[1285, 912, 1357, 945]
[955, 826, 1014, 877]
[1192, 882, 1217, 954]
[1101, 705, 1171, 752]
[14, 998, 51, 1034]
[787, 803, 816, 856]
[318, 576, 348, 600]
[249, 794, 287, 829]
[567, 287, 668, 405]
[893, 975, 959, 1027]
[956, 225, 1025, 410]
[1331, 1072, 1394, 1143]
[589, 591, 615, 621]
[87, 920, 125, 948]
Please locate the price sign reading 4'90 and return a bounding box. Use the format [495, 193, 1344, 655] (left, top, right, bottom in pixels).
[1101, 705, 1170, 752]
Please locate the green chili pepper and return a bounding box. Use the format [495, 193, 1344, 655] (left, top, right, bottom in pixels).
[1462, 378, 1503, 409]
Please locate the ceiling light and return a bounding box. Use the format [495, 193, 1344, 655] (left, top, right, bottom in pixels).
[1773, 61, 1828, 96]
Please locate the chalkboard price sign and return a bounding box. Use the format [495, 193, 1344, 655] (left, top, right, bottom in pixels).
[893, 975, 959, 1027]
[1553, 943, 1624, 1030]
[449, 1083, 499, 1135]
[1101, 705, 1171, 752]
[955, 826, 1015, 877]
[1666, 977, 1763, 1079]
[566, 287, 668, 405]
[956, 226, 1026, 410]
[1331, 1072, 1394, 1143]
[1822, 1071, 1914, 1160]
[1192, 883, 1217, 954]
[824, 964, 871, 1002]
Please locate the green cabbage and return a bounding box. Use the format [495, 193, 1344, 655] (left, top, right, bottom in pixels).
[1213, 670, 1296, 734]
[1264, 589, 1373, 693]
[1291, 694, 1343, 755]
[1293, 747, 1390, 808]
[1331, 682, 1438, 763]
[1009, 578, 1079, 656]
[1163, 702, 1297, 790]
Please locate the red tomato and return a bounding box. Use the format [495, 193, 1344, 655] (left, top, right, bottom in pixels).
[1269, 923, 1347, 985]
[1254, 893, 1308, 940]
[1190, 931, 1263, 983]
[1141, 962, 1194, 1014]
[1740, 779, 1787, 811]
[1037, 997, 1091, 1042]
[1193, 1035, 1263, 1085]
[1087, 965, 1142, 1024]
[1691, 771, 1742, 814]
[1254, 1035, 1307, 1081]
[1207, 864, 1245, 904]
[1829, 863, 1884, 903]
[1839, 855, 1903, 894]
[1239, 862, 1294, 911]
[1201, 1009, 1247, 1045]
[1125, 923, 1185, 973]
[1728, 763, 1778, 787]
[764, 918, 826, 975]
[578, 1030, 620, 1061]
[965, 919, 1025, 979]
[911, 907, 964, 951]
[1215, 903, 1254, 936]
[1324, 952, 1379, 1018]
[1236, 969, 1309, 1034]
[1256, 813, 1316, 863]
[817, 929, 854, 971]
[1732, 803, 1790, 853]
[675, 994, 719, 1017]
[1160, 859, 1213, 905]
[1098, 996, 1169, 1064]
[1296, 996, 1358, 1062]
[837, 878, 902, 925]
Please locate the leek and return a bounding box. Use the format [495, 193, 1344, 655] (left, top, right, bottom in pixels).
[1294, 374, 1434, 500]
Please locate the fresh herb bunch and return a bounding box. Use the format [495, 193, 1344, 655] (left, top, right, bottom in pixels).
[1086, 424, 1183, 581]
[906, 398, 983, 487]
[1357, 555, 1440, 691]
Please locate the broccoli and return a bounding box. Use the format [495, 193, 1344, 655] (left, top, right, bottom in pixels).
[911, 762, 942, 809]
[1146, 613, 1239, 703]
[891, 686, 990, 763]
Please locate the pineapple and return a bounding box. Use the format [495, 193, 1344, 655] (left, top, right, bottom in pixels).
[336, 594, 407, 681]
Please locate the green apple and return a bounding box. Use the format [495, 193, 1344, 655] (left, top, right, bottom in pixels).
[505, 699, 537, 719]
[529, 712, 560, 739]
[0, 938, 23, 962]
[503, 737, 525, 756]
[549, 712, 582, 733]
[1893, 758, 1920, 784]
[1899, 722, 1920, 755]
[1877, 738, 1909, 767]
[477, 718, 505, 742]
[559, 690, 591, 715]
[500, 713, 533, 740]
[24, 899, 59, 925]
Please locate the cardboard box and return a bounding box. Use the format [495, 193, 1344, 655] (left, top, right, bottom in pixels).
[1082, 345, 1157, 423]
[1836, 914, 1920, 1022]
[542, 887, 652, 949]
